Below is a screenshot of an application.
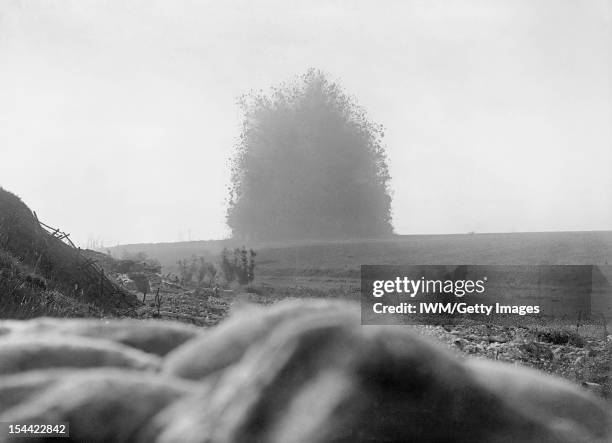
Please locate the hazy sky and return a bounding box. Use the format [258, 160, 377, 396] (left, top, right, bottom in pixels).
[1, 0, 611, 246]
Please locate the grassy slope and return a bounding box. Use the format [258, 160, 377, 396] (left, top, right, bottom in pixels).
[0, 187, 139, 317]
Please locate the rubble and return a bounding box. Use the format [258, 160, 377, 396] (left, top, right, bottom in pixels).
[415, 322, 611, 399]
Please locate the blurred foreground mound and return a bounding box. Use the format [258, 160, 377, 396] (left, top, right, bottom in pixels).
[0, 187, 138, 317]
[0, 299, 609, 442]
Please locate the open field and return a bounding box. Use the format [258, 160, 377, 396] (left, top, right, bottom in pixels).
[112, 230, 612, 306]
[113, 230, 612, 275]
[112, 230, 612, 399]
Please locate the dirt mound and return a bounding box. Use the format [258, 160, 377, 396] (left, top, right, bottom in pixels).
[0, 187, 139, 317]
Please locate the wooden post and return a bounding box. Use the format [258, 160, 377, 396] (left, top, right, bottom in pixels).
[100, 268, 104, 299]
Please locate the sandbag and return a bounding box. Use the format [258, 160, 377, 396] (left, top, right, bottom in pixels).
[149, 311, 611, 442]
[0, 317, 201, 356]
[0, 336, 161, 375]
[0, 370, 195, 443]
[162, 299, 357, 380]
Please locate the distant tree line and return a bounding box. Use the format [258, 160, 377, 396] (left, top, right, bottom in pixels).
[177, 256, 218, 287]
[176, 247, 255, 287]
[220, 247, 256, 285]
